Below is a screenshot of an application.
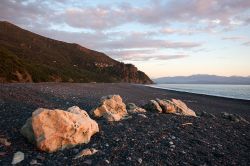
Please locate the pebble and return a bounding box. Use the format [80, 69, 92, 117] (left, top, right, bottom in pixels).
[30, 159, 41, 165]
[169, 141, 174, 145]
[137, 158, 143, 164]
[74, 148, 99, 158]
[170, 145, 176, 148]
[171, 136, 176, 140]
[138, 114, 148, 118]
[123, 115, 133, 120]
[36, 155, 45, 160]
[0, 138, 11, 146]
[118, 122, 123, 126]
[83, 159, 92, 165]
[181, 150, 186, 154]
[11, 151, 24, 165]
[0, 152, 7, 156]
[73, 148, 79, 154]
[105, 159, 110, 164]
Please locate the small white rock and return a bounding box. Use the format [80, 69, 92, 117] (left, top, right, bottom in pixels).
[30, 159, 41, 165]
[138, 114, 148, 118]
[0, 138, 11, 146]
[74, 148, 98, 159]
[11, 151, 24, 165]
[137, 158, 142, 164]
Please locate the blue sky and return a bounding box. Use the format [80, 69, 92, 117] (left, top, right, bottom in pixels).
[1, 0, 250, 78]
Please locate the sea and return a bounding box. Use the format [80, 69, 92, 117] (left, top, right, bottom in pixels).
[148, 84, 250, 100]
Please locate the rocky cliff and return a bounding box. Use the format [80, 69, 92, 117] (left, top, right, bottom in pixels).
[0, 21, 153, 84]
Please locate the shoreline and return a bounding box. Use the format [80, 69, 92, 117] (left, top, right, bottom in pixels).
[145, 84, 250, 102]
[2, 82, 250, 102]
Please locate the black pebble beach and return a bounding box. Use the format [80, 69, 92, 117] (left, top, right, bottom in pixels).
[0, 83, 249, 165]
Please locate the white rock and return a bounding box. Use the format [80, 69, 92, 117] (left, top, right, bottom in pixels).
[138, 114, 148, 118]
[11, 151, 24, 165]
[126, 103, 146, 114]
[91, 95, 128, 121]
[137, 158, 143, 164]
[144, 100, 162, 113]
[74, 148, 99, 159]
[21, 106, 99, 152]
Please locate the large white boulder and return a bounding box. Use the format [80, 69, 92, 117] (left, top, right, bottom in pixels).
[21, 106, 99, 152]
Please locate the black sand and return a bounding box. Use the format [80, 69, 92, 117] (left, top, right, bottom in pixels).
[0, 83, 249, 165]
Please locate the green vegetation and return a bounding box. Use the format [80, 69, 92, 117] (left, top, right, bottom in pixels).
[0, 21, 153, 84]
[0, 47, 26, 81]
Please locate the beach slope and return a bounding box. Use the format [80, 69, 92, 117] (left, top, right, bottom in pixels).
[0, 83, 249, 165]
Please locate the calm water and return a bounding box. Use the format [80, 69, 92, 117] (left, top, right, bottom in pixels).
[148, 84, 250, 100]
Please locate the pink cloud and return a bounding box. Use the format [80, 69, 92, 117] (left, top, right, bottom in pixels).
[1, 0, 250, 30]
[57, 0, 250, 30]
[222, 36, 248, 41]
[106, 49, 189, 61]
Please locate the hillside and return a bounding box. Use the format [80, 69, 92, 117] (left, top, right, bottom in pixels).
[154, 74, 250, 84]
[0, 21, 153, 84]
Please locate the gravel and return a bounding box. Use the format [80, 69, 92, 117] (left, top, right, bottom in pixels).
[0, 83, 249, 165]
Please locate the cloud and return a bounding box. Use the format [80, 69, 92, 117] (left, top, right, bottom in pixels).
[0, 0, 55, 28]
[1, 0, 250, 31]
[31, 28, 193, 61]
[222, 36, 248, 41]
[123, 54, 189, 61]
[63, 6, 127, 30]
[160, 27, 210, 35]
[59, 0, 250, 30]
[33, 29, 201, 52]
[242, 41, 250, 46]
[105, 49, 189, 61]
[105, 49, 155, 61]
[93, 32, 202, 50]
[0, 0, 249, 64]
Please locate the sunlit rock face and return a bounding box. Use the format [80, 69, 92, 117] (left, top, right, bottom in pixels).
[144, 100, 163, 113]
[91, 95, 128, 121]
[126, 103, 147, 114]
[21, 106, 99, 152]
[145, 98, 196, 117]
[170, 99, 196, 117]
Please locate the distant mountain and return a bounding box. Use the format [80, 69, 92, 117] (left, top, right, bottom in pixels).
[0, 21, 153, 84]
[154, 74, 250, 85]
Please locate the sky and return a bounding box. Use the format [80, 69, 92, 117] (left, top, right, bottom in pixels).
[0, 0, 250, 78]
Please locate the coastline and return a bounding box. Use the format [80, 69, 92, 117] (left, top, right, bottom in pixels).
[146, 84, 250, 101]
[0, 83, 249, 165]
